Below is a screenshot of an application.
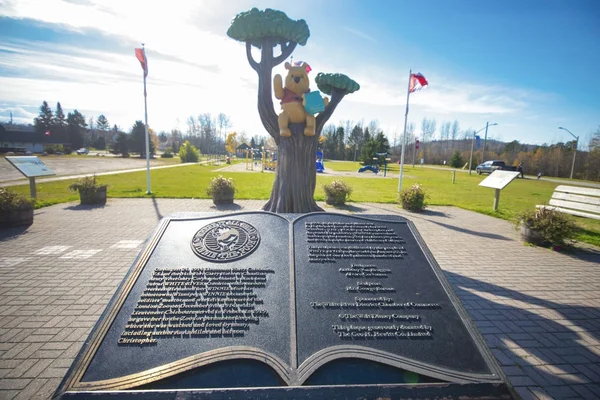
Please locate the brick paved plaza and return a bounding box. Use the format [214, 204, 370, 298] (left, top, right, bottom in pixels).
[0, 199, 598, 399]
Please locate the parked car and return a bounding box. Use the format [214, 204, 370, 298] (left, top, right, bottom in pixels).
[76, 148, 89, 155]
[475, 160, 517, 175]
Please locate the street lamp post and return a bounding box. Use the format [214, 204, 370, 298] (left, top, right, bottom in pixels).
[558, 127, 579, 179]
[469, 124, 497, 175]
[468, 131, 476, 175]
[481, 122, 498, 163]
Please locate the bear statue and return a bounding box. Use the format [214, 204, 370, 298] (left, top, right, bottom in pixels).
[274, 62, 328, 137]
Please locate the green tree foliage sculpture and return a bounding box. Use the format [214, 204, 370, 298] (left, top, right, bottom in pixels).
[228, 8, 360, 213]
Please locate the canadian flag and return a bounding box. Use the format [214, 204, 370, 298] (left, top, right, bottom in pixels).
[409, 73, 428, 93]
[45, 131, 51, 135]
[135, 48, 148, 77]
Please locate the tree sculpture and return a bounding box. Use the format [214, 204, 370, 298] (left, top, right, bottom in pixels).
[228, 8, 360, 213]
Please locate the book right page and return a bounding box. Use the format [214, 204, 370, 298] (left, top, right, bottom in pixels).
[292, 213, 500, 385]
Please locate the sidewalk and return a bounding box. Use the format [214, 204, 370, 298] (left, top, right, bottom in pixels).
[0, 199, 598, 399]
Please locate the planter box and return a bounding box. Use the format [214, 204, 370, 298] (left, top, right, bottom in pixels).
[212, 193, 234, 205]
[519, 223, 547, 246]
[0, 207, 34, 228]
[325, 195, 346, 206]
[80, 186, 107, 205]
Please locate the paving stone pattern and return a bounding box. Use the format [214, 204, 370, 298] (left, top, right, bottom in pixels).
[0, 199, 598, 399]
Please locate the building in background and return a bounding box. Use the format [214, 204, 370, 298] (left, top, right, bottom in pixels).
[0, 124, 69, 153]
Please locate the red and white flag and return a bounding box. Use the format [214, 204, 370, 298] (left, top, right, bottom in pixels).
[135, 48, 148, 77]
[45, 131, 51, 135]
[409, 73, 428, 93]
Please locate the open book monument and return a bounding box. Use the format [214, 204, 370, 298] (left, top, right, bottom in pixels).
[55, 212, 513, 399]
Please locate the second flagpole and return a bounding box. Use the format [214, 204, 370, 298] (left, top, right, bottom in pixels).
[142, 44, 152, 194]
[397, 69, 412, 192]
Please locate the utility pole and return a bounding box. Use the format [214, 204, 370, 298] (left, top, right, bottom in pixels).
[481, 122, 489, 163]
[469, 131, 475, 175]
[481, 122, 498, 162]
[558, 127, 579, 179]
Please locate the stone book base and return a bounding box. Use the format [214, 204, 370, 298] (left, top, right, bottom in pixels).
[54, 212, 513, 399]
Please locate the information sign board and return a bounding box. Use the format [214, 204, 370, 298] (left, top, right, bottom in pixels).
[5, 156, 55, 178]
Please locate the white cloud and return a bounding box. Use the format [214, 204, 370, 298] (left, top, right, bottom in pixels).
[342, 27, 377, 43]
[0, 0, 570, 143]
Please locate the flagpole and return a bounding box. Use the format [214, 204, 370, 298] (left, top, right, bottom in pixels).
[142, 44, 151, 194]
[398, 69, 412, 192]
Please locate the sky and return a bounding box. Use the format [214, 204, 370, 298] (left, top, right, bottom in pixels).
[0, 0, 599, 148]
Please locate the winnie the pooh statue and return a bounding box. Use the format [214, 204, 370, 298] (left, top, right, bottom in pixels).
[274, 62, 328, 137]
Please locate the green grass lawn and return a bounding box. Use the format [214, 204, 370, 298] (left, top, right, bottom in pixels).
[6, 162, 599, 247]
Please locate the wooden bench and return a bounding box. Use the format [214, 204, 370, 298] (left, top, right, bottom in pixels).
[537, 185, 600, 220]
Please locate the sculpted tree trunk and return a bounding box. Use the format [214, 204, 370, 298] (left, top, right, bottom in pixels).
[263, 124, 320, 212]
[228, 8, 359, 213]
[264, 86, 348, 213]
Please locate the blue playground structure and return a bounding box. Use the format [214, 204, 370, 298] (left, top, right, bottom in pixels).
[358, 152, 390, 176]
[316, 151, 325, 173]
[358, 165, 379, 174]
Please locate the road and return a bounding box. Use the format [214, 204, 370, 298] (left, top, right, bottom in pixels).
[0, 155, 219, 188]
[3, 156, 598, 190]
[417, 164, 600, 189]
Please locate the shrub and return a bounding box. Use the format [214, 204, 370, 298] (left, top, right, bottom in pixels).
[179, 141, 200, 163]
[449, 151, 463, 168]
[68, 175, 107, 194]
[206, 175, 235, 197]
[44, 144, 64, 154]
[399, 184, 427, 212]
[161, 150, 174, 158]
[323, 179, 352, 205]
[0, 188, 34, 213]
[515, 207, 576, 246]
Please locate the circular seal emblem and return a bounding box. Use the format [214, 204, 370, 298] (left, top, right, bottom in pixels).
[191, 220, 260, 262]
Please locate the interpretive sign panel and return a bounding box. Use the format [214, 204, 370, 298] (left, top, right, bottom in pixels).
[479, 170, 520, 190]
[55, 212, 510, 399]
[5, 156, 55, 178]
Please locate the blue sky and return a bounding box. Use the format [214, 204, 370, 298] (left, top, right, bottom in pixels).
[0, 0, 598, 147]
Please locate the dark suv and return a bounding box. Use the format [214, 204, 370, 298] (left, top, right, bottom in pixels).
[475, 160, 506, 175]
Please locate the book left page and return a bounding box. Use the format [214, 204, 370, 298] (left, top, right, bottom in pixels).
[73, 212, 292, 390]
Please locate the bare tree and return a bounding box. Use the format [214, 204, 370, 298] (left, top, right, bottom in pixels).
[450, 120, 460, 144]
[421, 117, 436, 143]
[439, 122, 450, 142]
[217, 113, 231, 141]
[368, 120, 381, 136]
[186, 116, 199, 142]
[237, 131, 249, 146]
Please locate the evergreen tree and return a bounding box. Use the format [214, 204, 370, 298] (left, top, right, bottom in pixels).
[336, 126, 345, 160]
[449, 150, 463, 168]
[348, 124, 363, 161]
[158, 132, 168, 143]
[96, 115, 110, 131]
[113, 132, 130, 157]
[363, 127, 371, 142]
[53, 102, 67, 141]
[54, 102, 66, 128]
[360, 132, 390, 163]
[93, 136, 106, 150]
[130, 120, 156, 157]
[34, 101, 54, 133]
[66, 110, 87, 149]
